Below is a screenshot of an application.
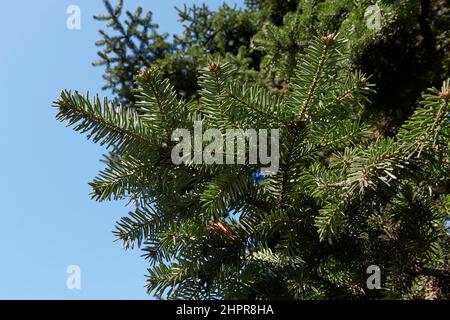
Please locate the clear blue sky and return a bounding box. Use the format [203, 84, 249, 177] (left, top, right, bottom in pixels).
[0, 0, 244, 300]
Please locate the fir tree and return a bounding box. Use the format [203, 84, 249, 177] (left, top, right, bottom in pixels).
[54, 22, 450, 300]
[93, 0, 449, 132]
[93, 0, 172, 106]
[94, 0, 261, 102]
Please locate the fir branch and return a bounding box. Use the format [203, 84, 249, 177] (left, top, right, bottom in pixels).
[89, 155, 150, 201]
[135, 67, 181, 138]
[114, 207, 162, 250]
[54, 90, 157, 151]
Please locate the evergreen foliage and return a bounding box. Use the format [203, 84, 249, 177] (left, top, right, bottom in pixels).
[55, 0, 449, 299]
[93, 0, 449, 130]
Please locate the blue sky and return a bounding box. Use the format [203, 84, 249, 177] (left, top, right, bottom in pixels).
[0, 0, 243, 300]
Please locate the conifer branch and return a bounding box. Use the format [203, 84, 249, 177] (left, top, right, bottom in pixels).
[54, 90, 157, 151]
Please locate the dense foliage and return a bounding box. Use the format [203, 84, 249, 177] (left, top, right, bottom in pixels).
[55, 0, 449, 299]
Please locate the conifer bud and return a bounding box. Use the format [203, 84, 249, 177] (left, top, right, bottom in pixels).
[439, 88, 449, 101]
[137, 68, 148, 78]
[320, 33, 337, 46]
[359, 76, 368, 87]
[208, 61, 220, 72]
[207, 221, 234, 239]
